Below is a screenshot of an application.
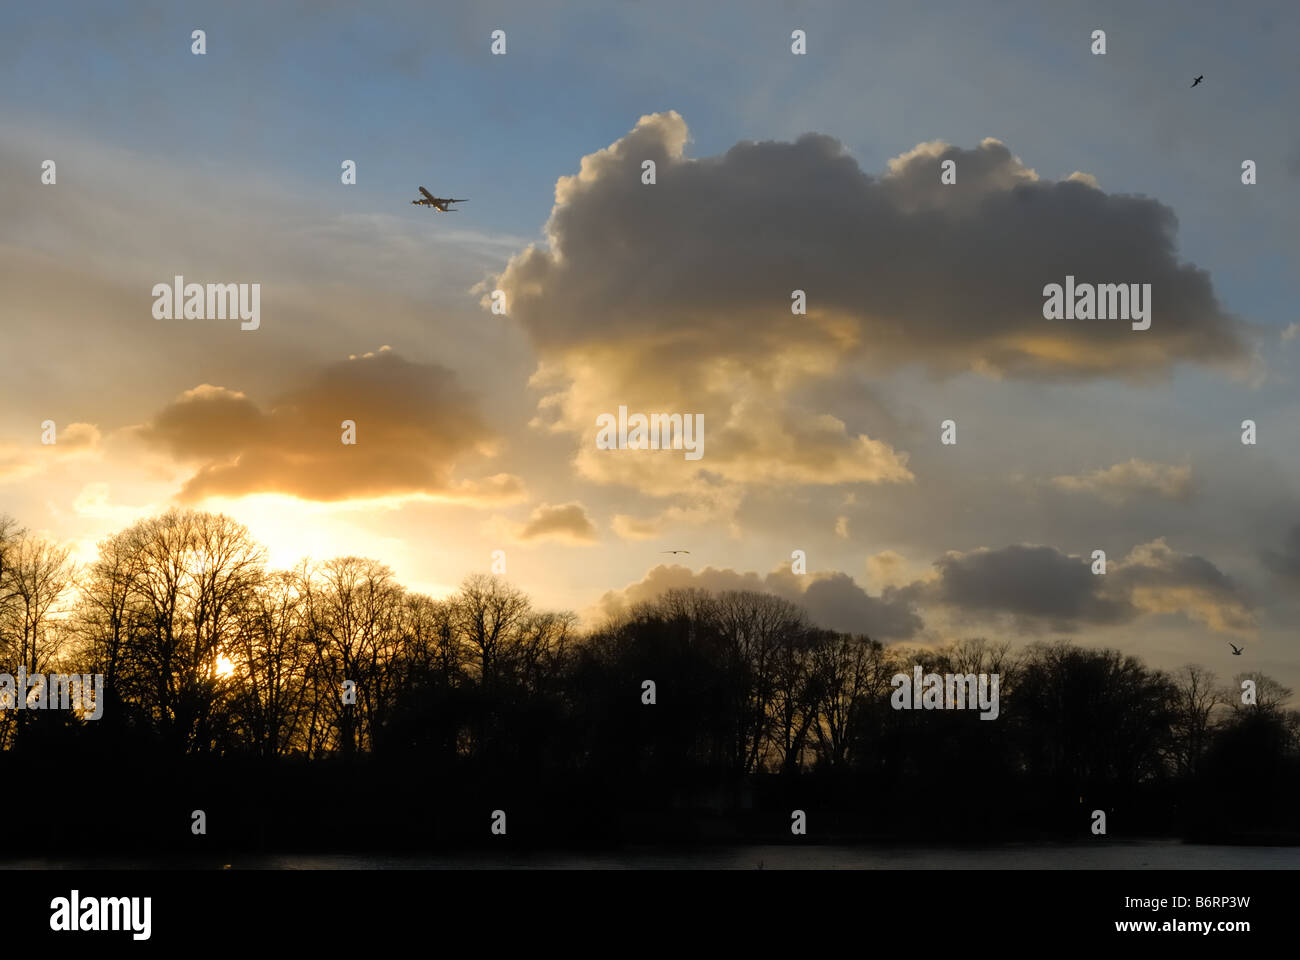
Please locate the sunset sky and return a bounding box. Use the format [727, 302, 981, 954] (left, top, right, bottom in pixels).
[3, 1, 1298, 694]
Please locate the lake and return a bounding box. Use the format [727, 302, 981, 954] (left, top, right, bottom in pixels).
[6, 841, 1299, 869]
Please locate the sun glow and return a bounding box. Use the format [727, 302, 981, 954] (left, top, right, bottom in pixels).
[196, 493, 407, 570]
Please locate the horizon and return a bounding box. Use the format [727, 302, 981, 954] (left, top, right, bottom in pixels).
[2, 502, 1290, 716]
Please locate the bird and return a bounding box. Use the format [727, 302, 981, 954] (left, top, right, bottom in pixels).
[1229, 643, 1244, 656]
[661, 549, 690, 555]
[1191, 75, 1204, 87]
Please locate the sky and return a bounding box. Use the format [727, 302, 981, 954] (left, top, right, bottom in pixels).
[2, 0, 1298, 694]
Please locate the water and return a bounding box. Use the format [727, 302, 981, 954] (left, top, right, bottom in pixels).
[6, 842, 1299, 869]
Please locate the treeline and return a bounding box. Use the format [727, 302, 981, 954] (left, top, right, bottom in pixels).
[0, 509, 1297, 850]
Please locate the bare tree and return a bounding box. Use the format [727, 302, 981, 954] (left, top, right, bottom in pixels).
[0, 515, 26, 654]
[713, 590, 802, 773]
[1230, 671, 1294, 716]
[0, 517, 28, 745]
[766, 623, 818, 775]
[303, 556, 402, 755]
[399, 593, 463, 687]
[510, 609, 577, 694]
[77, 527, 147, 719]
[811, 631, 892, 770]
[111, 510, 265, 754]
[3, 532, 75, 674]
[233, 567, 315, 758]
[1171, 664, 1225, 775]
[452, 574, 530, 686]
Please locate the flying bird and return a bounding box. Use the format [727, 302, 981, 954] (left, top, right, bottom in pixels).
[411, 187, 468, 211]
[661, 550, 690, 555]
[1191, 75, 1204, 87]
[1229, 643, 1244, 656]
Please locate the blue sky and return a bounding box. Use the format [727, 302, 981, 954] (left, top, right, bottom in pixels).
[7, 0, 1297, 308]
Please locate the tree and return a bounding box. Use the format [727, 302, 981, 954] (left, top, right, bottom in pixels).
[1230, 671, 1293, 716]
[3, 533, 74, 674]
[713, 590, 804, 774]
[1014, 642, 1178, 787]
[232, 567, 314, 759]
[452, 574, 530, 687]
[0, 515, 27, 656]
[810, 631, 892, 770]
[1171, 665, 1225, 776]
[77, 527, 148, 729]
[303, 556, 403, 756]
[109, 510, 265, 754]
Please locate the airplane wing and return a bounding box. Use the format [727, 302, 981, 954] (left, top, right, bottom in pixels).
[419, 186, 435, 200]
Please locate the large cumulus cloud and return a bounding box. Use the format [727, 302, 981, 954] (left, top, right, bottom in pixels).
[491, 112, 1249, 495]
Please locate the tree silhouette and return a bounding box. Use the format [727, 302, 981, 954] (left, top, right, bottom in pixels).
[1, 506, 1296, 851]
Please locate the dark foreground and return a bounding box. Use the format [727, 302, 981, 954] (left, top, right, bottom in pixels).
[2, 864, 1282, 949]
[4, 840, 1300, 870]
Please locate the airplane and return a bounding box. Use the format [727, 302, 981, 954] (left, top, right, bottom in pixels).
[661, 549, 690, 555]
[1191, 75, 1204, 87]
[411, 187, 468, 211]
[1229, 643, 1244, 656]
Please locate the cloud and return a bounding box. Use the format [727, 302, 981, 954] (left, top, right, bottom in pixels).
[594, 538, 1253, 640]
[55, 422, 102, 452]
[866, 549, 911, 590]
[609, 487, 744, 540]
[792, 570, 924, 639]
[1261, 524, 1300, 581]
[0, 448, 40, 483]
[136, 348, 522, 503]
[0, 422, 102, 482]
[594, 562, 922, 639]
[512, 501, 598, 544]
[610, 513, 665, 541]
[905, 540, 1254, 635]
[1112, 539, 1256, 633]
[70, 482, 151, 525]
[0, 124, 535, 465]
[916, 544, 1136, 630]
[1050, 458, 1193, 503]
[489, 114, 1248, 496]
